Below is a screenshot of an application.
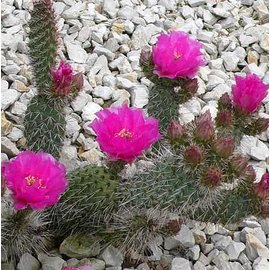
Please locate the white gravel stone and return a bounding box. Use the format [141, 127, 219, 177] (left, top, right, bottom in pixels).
[7, 127, 23, 142]
[38, 253, 66, 270]
[17, 253, 40, 270]
[239, 136, 269, 161]
[187, 0, 206, 7]
[221, 52, 239, 71]
[93, 47, 115, 61]
[181, 6, 195, 19]
[81, 102, 103, 122]
[229, 262, 245, 270]
[245, 233, 269, 261]
[10, 101, 27, 115]
[171, 257, 191, 270]
[102, 0, 118, 18]
[62, 2, 85, 19]
[175, 225, 195, 248]
[99, 246, 123, 267]
[211, 234, 232, 251]
[1, 88, 20, 110]
[252, 257, 269, 270]
[66, 41, 88, 63]
[130, 85, 148, 108]
[71, 92, 92, 113]
[193, 261, 207, 270]
[187, 245, 200, 260]
[93, 86, 114, 100]
[225, 241, 246, 260]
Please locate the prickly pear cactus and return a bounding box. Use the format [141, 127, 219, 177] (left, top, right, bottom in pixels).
[28, 0, 58, 92]
[24, 95, 65, 159]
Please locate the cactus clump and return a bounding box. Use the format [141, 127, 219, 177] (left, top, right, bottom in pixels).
[2, 203, 50, 261]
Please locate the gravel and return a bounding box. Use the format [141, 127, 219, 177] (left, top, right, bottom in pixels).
[1, 0, 269, 269]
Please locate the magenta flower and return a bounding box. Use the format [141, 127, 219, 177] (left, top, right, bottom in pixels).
[254, 172, 269, 200]
[232, 73, 268, 114]
[51, 61, 83, 96]
[90, 105, 161, 162]
[152, 31, 205, 79]
[63, 266, 92, 270]
[2, 151, 68, 210]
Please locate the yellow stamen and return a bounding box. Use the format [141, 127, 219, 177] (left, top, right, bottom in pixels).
[117, 128, 133, 139]
[25, 175, 46, 189]
[25, 175, 36, 186]
[174, 51, 181, 60]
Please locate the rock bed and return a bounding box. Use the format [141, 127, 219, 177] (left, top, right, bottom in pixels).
[1, 0, 269, 269]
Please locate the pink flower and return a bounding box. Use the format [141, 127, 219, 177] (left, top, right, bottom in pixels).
[152, 31, 205, 79]
[232, 73, 268, 114]
[2, 151, 68, 210]
[51, 61, 83, 96]
[90, 105, 161, 162]
[254, 172, 269, 200]
[63, 266, 93, 270]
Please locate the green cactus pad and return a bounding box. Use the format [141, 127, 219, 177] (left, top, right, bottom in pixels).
[24, 95, 65, 159]
[49, 165, 120, 237]
[28, 0, 58, 92]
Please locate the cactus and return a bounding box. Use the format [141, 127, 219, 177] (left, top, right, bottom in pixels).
[193, 178, 266, 224]
[140, 50, 199, 131]
[24, 95, 65, 159]
[2, 200, 51, 261]
[95, 208, 170, 257]
[28, 0, 58, 93]
[48, 165, 120, 237]
[216, 93, 269, 140]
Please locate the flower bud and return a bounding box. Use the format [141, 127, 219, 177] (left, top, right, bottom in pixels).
[218, 93, 232, 110]
[140, 49, 151, 66]
[71, 72, 84, 92]
[250, 118, 269, 135]
[244, 165, 256, 183]
[194, 111, 215, 142]
[254, 172, 269, 200]
[213, 136, 235, 158]
[167, 120, 185, 141]
[184, 145, 204, 167]
[230, 155, 249, 176]
[216, 111, 233, 127]
[202, 167, 223, 187]
[180, 78, 198, 95]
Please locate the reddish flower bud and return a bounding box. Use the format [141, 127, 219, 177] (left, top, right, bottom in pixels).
[213, 136, 235, 158]
[244, 165, 256, 183]
[216, 111, 233, 127]
[254, 172, 269, 200]
[194, 111, 215, 142]
[202, 167, 223, 187]
[140, 49, 151, 66]
[184, 145, 204, 167]
[71, 72, 84, 92]
[167, 120, 185, 141]
[254, 118, 269, 133]
[218, 93, 232, 110]
[230, 155, 249, 176]
[166, 218, 183, 234]
[180, 78, 198, 95]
